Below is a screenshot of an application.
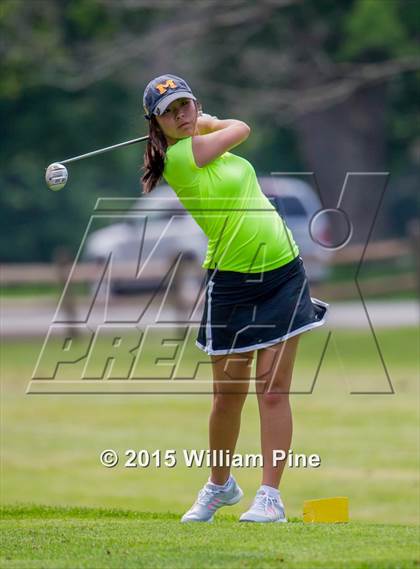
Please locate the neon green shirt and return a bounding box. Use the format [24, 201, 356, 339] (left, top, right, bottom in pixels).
[163, 136, 299, 272]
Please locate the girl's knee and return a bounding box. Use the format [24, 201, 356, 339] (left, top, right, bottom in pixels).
[257, 390, 290, 408]
[212, 392, 247, 414]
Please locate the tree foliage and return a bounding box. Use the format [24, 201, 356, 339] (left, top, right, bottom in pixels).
[1, 0, 419, 261]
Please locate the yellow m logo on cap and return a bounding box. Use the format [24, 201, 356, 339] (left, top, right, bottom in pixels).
[156, 79, 177, 94]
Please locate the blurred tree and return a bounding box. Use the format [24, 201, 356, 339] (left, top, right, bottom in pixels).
[1, 0, 419, 260]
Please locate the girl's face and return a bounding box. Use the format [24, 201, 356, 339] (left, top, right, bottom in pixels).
[155, 98, 198, 145]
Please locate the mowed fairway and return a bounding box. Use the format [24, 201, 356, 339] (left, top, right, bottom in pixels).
[1, 326, 419, 568]
[1, 506, 418, 569]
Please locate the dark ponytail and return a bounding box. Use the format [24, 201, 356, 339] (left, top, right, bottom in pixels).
[140, 116, 168, 194]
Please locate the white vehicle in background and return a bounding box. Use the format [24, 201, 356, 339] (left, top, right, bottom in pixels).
[83, 184, 207, 294]
[84, 177, 331, 294]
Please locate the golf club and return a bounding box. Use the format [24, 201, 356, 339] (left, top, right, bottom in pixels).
[45, 135, 149, 191]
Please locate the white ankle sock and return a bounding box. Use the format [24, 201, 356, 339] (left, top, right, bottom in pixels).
[208, 475, 233, 489]
[260, 484, 280, 499]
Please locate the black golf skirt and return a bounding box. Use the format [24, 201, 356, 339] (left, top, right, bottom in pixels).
[195, 255, 329, 355]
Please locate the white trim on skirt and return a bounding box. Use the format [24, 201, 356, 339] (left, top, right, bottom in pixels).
[195, 297, 330, 356]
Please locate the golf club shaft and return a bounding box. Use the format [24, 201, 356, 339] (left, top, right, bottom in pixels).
[60, 135, 149, 165]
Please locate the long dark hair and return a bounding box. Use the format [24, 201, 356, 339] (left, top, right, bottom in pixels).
[140, 100, 201, 194]
[140, 116, 168, 194]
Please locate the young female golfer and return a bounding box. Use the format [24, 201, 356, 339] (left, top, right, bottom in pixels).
[142, 74, 329, 523]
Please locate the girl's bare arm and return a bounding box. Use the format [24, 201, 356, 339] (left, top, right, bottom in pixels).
[192, 114, 250, 168]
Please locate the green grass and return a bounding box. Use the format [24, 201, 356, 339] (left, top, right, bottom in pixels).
[1, 286, 417, 301]
[1, 282, 89, 298]
[1, 327, 419, 567]
[329, 257, 415, 282]
[1, 505, 418, 569]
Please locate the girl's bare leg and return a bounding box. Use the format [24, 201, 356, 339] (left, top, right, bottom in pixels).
[255, 335, 301, 488]
[209, 351, 254, 485]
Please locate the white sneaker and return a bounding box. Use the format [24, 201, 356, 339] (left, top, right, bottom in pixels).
[239, 489, 287, 523]
[181, 476, 244, 523]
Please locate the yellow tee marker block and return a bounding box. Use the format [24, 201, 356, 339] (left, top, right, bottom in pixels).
[303, 497, 349, 523]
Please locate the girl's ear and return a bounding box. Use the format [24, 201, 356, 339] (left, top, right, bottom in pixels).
[196, 100, 203, 115]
